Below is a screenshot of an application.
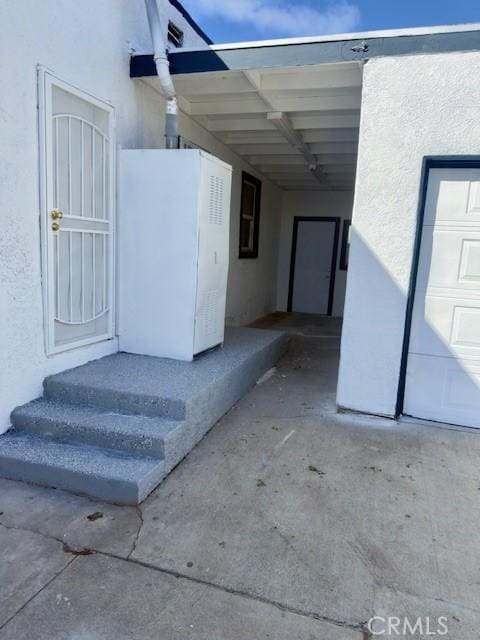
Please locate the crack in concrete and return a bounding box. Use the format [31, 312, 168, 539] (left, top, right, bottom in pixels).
[0, 520, 95, 556]
[0, 523, 77, 633]
[125, 555, 370, 635]
[127, 506, 144, 560]
[0, 520, 368, 635]
[11, 517, 478, 636]
[432, 596, 480, 615]
[271, 525, 330, 587]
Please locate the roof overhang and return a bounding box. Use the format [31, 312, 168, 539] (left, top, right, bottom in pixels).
[138, 61, 362, 191]
[130, 24, 480, 192]
[131, 23, 480, 76]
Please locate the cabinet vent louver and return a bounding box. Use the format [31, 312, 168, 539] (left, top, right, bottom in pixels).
[208, 176, 224, 225]
[197, 289, 218, 337]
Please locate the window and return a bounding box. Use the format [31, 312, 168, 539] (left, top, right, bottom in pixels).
[339, 220, 351, 270]
[239, 172, 261, 259]
[168, 21, 184, 48]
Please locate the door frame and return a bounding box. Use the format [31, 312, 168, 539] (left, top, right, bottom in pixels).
[287, 216, 340, 316]
[395, 156, 480, 417]
[37, 67, 116, 355]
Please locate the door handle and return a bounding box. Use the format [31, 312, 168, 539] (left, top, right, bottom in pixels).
[50, 209, 63, 220]
[51, 222, 60, 232]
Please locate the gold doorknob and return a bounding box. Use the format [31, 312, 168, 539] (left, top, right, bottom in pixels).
[51, 222, 60, 232]
[50, 209, 63, 220]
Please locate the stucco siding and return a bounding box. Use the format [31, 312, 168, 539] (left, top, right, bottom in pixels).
[0, 0, 281, 434]
[337, 51, 480, 417]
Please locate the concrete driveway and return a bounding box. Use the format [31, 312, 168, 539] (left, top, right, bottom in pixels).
[0, 314, 479, 639]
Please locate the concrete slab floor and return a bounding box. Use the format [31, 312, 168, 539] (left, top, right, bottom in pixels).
[1, 312, 479, 639]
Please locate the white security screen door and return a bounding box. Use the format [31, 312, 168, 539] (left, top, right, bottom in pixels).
[404, 168, 480, 428]
[40, 72, 115, 354]
[288, 218, 339, 315]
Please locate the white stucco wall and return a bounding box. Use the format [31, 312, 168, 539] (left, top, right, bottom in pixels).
[337, 51, 480, 418]
[0, 0, 281, 434]
[276, 191, 354, 316]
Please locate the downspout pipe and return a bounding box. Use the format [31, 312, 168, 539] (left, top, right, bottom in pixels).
[144, 0, 179, 149]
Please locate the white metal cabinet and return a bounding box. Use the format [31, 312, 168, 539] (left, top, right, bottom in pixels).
[119, 149, 232, 361]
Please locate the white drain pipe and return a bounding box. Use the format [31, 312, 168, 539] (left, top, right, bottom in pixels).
[144, 0, 179, 149]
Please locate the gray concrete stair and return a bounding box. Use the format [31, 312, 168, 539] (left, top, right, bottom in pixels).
[11, 399, 178, 459]
[0, 327, 287, 504]
[0, 433, 165, 505]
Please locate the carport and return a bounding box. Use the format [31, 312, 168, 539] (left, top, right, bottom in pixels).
[139, 61, 361, 193]
[131, 24, 480, 429]
[134, 45, 364, 328]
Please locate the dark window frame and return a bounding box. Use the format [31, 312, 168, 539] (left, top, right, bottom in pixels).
[238, 171, 262, 259]
[339, 219, 351, 270]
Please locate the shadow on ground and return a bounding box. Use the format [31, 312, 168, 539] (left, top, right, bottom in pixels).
[0, 314, 479, 639]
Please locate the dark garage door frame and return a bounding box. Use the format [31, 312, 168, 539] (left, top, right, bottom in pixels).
[395, 155, 480, 418]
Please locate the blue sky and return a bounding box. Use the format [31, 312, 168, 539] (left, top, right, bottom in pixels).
[180, 0, 480, 43]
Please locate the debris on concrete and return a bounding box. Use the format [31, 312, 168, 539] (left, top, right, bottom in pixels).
[62, 542, 95, 556]
[308, 464, 326, 476]
[86, 511, 104, 522]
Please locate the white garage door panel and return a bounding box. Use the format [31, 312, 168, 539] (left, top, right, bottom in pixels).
[414, 229, 480, 294]
[423, 169, 480, 225]
[404, 167, 480, 428]
[404, 354, 480, 428]
[409, 296, 480, 360]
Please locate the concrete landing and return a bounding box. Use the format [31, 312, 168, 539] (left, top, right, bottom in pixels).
[1, 327, 287, 504]
[0, 314, 478, 639]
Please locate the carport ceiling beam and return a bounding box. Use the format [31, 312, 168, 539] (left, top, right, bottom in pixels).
[267, 112, 315, 166]
[242, 70, 328, 185]
[267, 112, 327, 183]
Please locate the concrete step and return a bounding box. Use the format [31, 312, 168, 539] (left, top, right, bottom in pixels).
[11, 399, 179, 459]
[43, 327, 288, 420]
[43, 366, 187, 420]
[0, 433, 165, 505]
[3, 327, 287, 504]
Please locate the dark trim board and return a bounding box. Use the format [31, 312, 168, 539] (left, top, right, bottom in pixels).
[168, 0, 213, 45]
[395, 156, 480, 418]
[130, 29, 480, 77]
[287, 216, 340, 316]
[339, 219, 351, 271]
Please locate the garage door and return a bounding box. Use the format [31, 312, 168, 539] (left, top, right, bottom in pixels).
[404, 168, 480, 428]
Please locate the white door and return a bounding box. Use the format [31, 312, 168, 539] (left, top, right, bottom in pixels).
[40, 72, 115, 354]
[404, 168, 480, 428]
[289, 218, 338, 315]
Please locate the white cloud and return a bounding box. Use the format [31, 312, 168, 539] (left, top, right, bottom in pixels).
[190, 0, 361, 38]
